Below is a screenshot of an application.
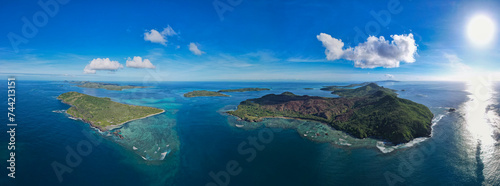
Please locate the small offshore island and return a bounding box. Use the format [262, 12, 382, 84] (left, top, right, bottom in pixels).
[228, 83, 433, 144]
[184, 88, 270, 97]
[184, 90, 230, 97]
[69, 81, 148, 91]
[58, 92, 164, 131]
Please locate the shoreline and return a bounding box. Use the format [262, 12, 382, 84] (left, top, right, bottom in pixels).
[104, 109, 165, 131]
[227, 113, 433, 147]
[228, 112, 324, 124]
[58, 95, 165, 132]
[65, 109, 165, 132]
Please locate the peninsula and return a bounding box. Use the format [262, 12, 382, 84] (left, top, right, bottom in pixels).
[71, 81, 148, 91]
[228, 83, 433, 144]
[184, 90, 230, 97]
[58, 92, 164, 131]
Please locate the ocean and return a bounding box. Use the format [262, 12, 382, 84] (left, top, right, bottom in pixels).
[1, 80, 499, 185]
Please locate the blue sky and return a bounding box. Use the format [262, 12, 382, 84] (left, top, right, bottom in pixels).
[0, 0, 499, 81]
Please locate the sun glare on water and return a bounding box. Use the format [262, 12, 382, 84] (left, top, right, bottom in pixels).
[464, 75, 497, 144]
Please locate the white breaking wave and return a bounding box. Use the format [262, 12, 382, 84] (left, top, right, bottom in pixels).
[52, 110, 66, 113]
[377, 113, 446, 153]
[159, 149, 172, 160]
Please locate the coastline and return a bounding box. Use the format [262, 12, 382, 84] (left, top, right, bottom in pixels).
[58, 94, 165, 132]
[228, 112, 326, 125]
[227, 113, 434, 148]
[64, 109, 165, 132]
[104, 109, 165, 131]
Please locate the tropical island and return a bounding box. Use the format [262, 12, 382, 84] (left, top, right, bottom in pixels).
[320, 82, 371, 91]
[183, 90, 230, 97]
[320, 81, 400, 91]
[227, 83, 433, 144]
[184, 88, 270, 97]
[70, 81, 148, 91]
[58, 92, 164, 131]
[218, 88, 270, 92]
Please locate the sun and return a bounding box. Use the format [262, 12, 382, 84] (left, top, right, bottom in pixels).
[467, 14, 496, 46]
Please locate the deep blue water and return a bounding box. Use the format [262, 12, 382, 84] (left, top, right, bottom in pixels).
[1, 80, 499, 185]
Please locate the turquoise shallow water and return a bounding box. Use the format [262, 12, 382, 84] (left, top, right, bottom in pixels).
[1, 81, 499, 185]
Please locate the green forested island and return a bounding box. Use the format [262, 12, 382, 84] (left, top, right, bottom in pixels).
[228, 83, 433, 144]
[331, 83, 398, 97]
[320, 81, 400, 91]
[184, 88, 270, 97]
[70, 81, 148, 91]
[320, 82, 370, 91]
[58, 92, 164, 131]
[184, 90, 230, 97]
[218, 88, 270, 92]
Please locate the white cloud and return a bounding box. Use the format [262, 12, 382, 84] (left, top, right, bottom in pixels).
[144, 29, 166, 45]
[385, 74, 394, 79]
[189, 42, 204, 56]
[144, 25, 177, 46]
[83, 58, 123, 74]
[126, 56, 156, 69]
[444, 53, 470, 72]
[161, 25, 177, 36]
[317, 33, 417, 68]
[83, 66, 96, 74]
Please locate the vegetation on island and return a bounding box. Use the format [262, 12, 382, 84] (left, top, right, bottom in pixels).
[218, 88, 270, 92]
[331, 83, 398, 97]
[227, 83, 433, 144]
[183, 90, 230, 97]
[320, 82, 371, 91]
[320, 80, 400, 91]
[184, 88, 270, 97]
[70, 81, 148, 91]
[58, 92, 164, 131]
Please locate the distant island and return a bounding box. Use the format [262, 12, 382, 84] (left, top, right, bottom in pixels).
[184, 88, 270, 97]
[320, 82, 371, 91]
[227, 83, 433, 144]
[331, 84, 397, 98]
[184, 90, 230, 97]
[320, 81, 400, 91]
[58, 92, 164, 131]
[70, 81, 148, 91]
[218, 88, 270, 92]
[303, 88, 314, 90]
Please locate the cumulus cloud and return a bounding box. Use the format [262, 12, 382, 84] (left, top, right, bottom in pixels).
[317, 33, 417, 68]
[385, 74, 394, 79]
[126, 56, 156, 69]
[144, 25, 177, 45]
[83, 58, 123, 74]
[144, 29, 166, 45]
[189, 42, 204, 56]
[83, 66, 96, 74]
